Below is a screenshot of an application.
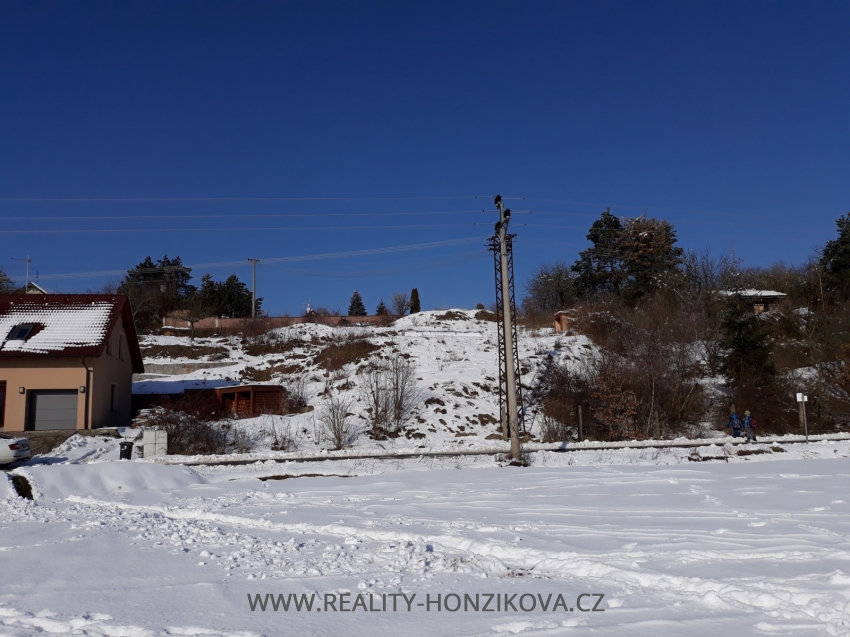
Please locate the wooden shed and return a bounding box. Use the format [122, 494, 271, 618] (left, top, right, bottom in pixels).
[214, 385, 284, 418]
[554, 310, 576, 333]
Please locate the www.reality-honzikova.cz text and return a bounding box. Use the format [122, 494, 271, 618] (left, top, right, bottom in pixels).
[248, 592, 606, 613]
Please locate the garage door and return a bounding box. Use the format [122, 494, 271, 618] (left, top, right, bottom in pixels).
[28, 390, 78, 430]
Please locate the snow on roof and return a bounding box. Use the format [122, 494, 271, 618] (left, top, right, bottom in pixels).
[0, 294, 146, 372]
[0, 297, 114, 355]
[719, 289, 787, 298]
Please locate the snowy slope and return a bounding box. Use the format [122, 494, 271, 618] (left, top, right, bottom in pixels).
[134, 310, 602, 455]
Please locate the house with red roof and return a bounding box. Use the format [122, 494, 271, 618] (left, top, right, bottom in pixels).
[0, 295, 144, 431]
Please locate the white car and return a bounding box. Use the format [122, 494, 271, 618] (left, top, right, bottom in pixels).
[0, 433, 31, 465]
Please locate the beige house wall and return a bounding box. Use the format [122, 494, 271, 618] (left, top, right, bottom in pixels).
[0, 316, 134, 431]
[0, 359, 87, 431]
[90, 315, 134, 429]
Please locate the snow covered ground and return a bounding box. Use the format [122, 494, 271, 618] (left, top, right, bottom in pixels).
[3, 311, 849, 636]
[3, 438, 850, 636]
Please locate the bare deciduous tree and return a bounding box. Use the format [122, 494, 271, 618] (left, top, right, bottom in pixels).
[391, 292, 410, 316]
[358, 354, 422, 437]
[318, 391, 356, 450]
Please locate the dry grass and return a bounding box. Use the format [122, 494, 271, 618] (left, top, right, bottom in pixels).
[435, 311, 469, 321]
[474, 310, 498, 322]
[736, 448, 770, 456]
[243, 336, 302, 357]
[315, 340, 380, 371]
[241, 363, 301, 383]
[141, 344, 229, 360]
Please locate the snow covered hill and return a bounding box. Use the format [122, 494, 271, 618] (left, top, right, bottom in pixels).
[134, 310, 602, 454]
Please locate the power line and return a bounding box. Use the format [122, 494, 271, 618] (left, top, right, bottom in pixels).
[31, 236, 487, 281]
[0, 209, 506, 221]
[262, 250, 482, 278]
[0, 196, 480, 202]
[0, 223, 485, 234]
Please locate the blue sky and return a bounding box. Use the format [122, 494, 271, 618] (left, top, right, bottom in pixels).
[1, 1, 848, 315]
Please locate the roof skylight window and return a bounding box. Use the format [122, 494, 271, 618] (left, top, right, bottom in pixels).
[7, 324, 35, 341]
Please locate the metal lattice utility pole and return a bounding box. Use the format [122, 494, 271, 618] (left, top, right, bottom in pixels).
[248, 258, 260, 318]
[488, 195, 524, 461]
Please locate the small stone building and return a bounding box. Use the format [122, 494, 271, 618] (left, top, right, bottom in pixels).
[0, 295, 144, 431]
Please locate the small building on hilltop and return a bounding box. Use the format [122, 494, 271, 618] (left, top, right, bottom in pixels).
[15, 282, 50, 295]
[554, 310, 577, 333]
[0, 295, 144, 431]
[720, 290, 788, 314]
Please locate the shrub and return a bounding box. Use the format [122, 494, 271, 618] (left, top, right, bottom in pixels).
[318, 392, 357, 450]
[358, 355, 423, 438]
[257, 417, 297, 452]
[538, 414, 572, 443]
[283, 376, 310, 413]
[143, 408, 233, 455]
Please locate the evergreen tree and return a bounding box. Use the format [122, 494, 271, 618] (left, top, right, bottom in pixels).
[123, 255, 194, 297]
[571, 208, 625, 298]
[619, 216, 683, 301]
[199, 273, 259, 318]
[409, 288, 421, 313]
[820, 213, 850, 299]
[570, 209, 683, 302]
[348, 291, 367, 316]
[375, 299, 389, 315]
[721, 295, 775, 383]
[118, 255, 196, 330]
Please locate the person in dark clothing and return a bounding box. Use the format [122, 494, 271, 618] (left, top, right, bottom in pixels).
[728, 412, 743, 437]
[743, 411, 757, 443]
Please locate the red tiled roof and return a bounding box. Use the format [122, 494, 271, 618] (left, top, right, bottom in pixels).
[0, 295, 144, 373]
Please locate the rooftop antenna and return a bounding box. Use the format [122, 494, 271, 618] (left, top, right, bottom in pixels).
[12, 256, 31, 289]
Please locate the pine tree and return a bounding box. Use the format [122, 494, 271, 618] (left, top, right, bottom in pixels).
[118, 255, 196, 330]
[570, 209, 683, 302]
[409, 288, 420, 313]
[348, 291, 367, 316]
[198, 273, 259, 318]
[571, 208, 625, 298]
[721, 295, 775, 383]
[821, 213, 850, 299]
[619, 216, 683, 302]
[375, 300, 389, 315]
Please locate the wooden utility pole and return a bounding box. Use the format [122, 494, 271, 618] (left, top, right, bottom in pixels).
[248, 258, 260, 318]
[796, 393, 808, 443]
[577, 404, 583, 442]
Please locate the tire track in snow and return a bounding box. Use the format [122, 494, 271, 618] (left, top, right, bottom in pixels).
[0, 602, 261, 637]
[66, 495, 850, 634]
